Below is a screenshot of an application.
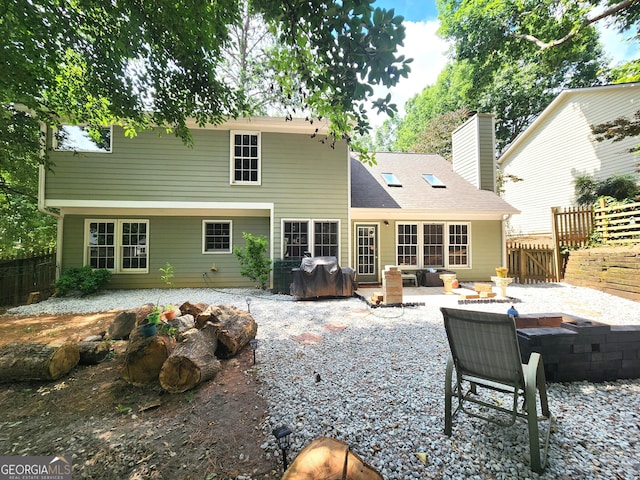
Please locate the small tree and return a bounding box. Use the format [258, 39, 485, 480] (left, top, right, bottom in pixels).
[233, 232, 271, 289]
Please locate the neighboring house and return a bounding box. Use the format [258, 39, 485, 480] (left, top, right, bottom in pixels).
[498, 82, 640, 237]
[41, 117, 350, 289]
[350, 113, 519, 283]
[41, 113, 518, 288]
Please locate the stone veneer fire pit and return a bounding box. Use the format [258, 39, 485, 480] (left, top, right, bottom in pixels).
[516, 314, 640, 382]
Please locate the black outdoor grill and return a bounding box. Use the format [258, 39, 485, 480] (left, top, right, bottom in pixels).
[290, 256, 356, 299]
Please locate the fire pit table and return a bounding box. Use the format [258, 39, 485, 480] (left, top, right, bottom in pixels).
[516, 313, 640, 382]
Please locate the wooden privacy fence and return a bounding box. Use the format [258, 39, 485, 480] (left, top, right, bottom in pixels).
[0, 251, 57, 307]
[552, 206, 594, 249]
[594, 200, 640, 245]
[506, 242, 557, 283]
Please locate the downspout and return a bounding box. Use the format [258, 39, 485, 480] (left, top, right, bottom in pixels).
[37, 123, 63, 279]
[501, 214, 511, 269]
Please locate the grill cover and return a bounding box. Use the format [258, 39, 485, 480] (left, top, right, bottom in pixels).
[290, 256, 356, 299]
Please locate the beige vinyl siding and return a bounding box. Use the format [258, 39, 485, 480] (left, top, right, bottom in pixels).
[452, 114, 496, 192]
[452, 119, 478, 187]
[501, 85, 640, 236]
[477, 116, 496, 192]
[353, 218, 503, 282]
[61, 214, 269, 289]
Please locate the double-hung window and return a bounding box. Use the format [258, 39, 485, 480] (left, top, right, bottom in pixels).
[230, 131, 260, 184]
[396, 222, 470, 268]
[397, 224, 418, 266]
[85, 219, 148, 273]
[203, 221, 232, 254]
[313, 221, 339, 257]
[283, 221, 309, 258]
[283, 220, 340, 259]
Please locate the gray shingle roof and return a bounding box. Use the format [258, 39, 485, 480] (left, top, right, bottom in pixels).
[351, 153, 519, 215]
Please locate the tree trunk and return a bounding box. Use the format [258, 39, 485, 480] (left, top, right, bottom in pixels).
[0, 341, 80, 382]
[78, 340, 111, 365]
[159, 324, 221, 393]
[282, 437, 383, 480]
[121, 330, 175, 386]
[209, 305, 257, 358]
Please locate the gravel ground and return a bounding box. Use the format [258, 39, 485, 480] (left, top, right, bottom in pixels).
[7, 282, 640, 479]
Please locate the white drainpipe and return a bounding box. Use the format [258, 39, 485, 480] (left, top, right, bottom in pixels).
[37, 123, 63, 279]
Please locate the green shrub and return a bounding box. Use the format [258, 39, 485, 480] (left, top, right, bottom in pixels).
[233, 232, 271, 289]
[54, 266, 112, 296]
[575, 173, 639, 205]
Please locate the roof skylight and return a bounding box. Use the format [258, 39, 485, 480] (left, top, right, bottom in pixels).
[422, 174, 446, 188]
[381, 173, 402, 187]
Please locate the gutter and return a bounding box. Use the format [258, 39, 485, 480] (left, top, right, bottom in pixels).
[37, 122, 63, 279]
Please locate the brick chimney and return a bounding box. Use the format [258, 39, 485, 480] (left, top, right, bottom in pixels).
[451, 113, 496, 192]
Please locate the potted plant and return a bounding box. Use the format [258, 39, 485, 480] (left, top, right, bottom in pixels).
[140, 305, 162, 337]
[162, 304, 179, 321]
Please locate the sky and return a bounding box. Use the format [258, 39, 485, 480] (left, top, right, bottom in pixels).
[368, 0, 640, 127]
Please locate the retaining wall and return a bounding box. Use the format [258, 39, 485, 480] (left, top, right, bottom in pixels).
[563, 245, 640, 302]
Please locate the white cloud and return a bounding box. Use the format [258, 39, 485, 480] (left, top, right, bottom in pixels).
[368, 20, 450, 127]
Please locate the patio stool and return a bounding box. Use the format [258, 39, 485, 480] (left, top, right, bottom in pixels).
[401, 273, 418, 287]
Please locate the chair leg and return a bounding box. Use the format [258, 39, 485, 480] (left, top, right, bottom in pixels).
[536, 356, 550, 417]
[525, 352, 551, 473]
[445, 356, 454, 436]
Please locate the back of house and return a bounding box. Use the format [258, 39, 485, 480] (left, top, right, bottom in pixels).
[41, 117, 350, 289]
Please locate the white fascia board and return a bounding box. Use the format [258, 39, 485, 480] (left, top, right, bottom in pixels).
[186, 116, 331, 135]
[48, 200, 274, 217]
[350, 208, 514, 221]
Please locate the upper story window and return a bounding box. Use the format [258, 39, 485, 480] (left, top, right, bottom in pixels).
[422, 174, 446, 188]
[231, 131, 261, 184]
[381, 173, 402, 187]
[203, 221, 232, 254]
[54, 125, 112, 153]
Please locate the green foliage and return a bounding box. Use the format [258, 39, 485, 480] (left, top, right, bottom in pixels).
[411, 108, 470, 161]
[254, 0, 412, 138]
[574, 174, 640, 205]
[146, 306, 162, 325]
[159, 262, 175, 288]
[53, 266, 111, 296]
[0, 106, 57, 254]
[607, 60, 640, 84]
[390, 0, 609, 154]
[233, 232, 271, 289]
[394, 61, 474, 151]
[2, 1, 413, 248]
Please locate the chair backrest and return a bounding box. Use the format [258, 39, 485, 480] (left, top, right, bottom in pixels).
[441, 307, 524, 387]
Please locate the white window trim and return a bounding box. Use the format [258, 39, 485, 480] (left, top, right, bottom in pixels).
[395, 221, 471, 269]
[229, 130, 262, 185]
[53, 125, 113, 153]
[202, 220, 233, 254]
[83, 218, 149, 274]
